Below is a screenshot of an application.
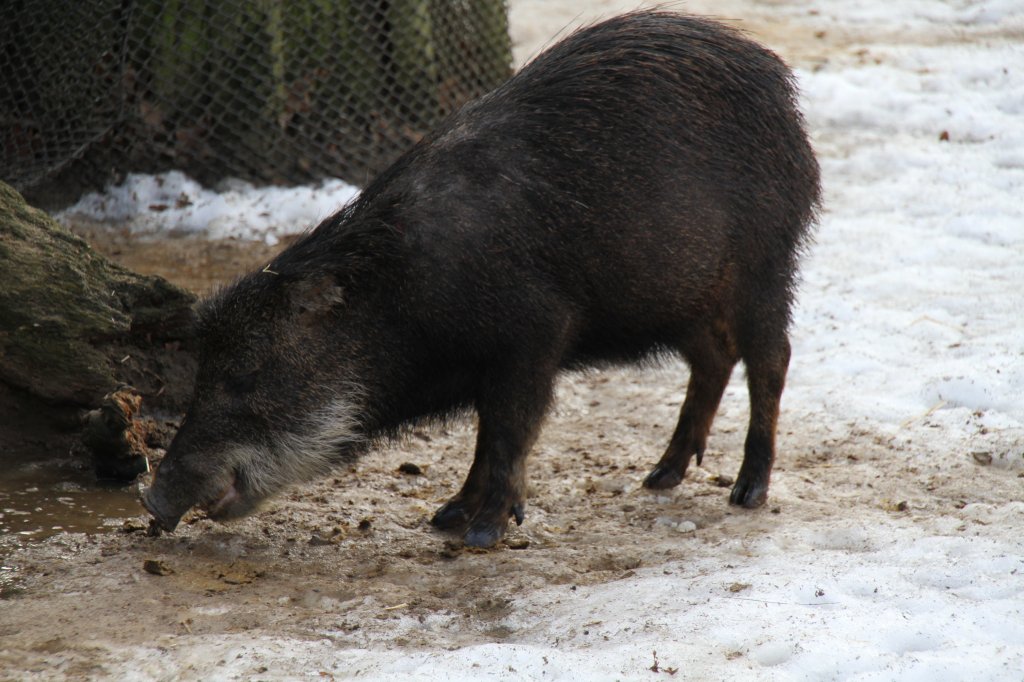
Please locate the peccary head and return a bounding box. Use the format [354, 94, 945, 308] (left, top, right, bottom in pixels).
[143, 218, 395, 531]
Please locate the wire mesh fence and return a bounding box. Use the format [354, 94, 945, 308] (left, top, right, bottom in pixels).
[1, 0, 512, 207]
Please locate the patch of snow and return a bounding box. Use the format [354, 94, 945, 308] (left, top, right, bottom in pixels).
[59, 171, 359, 246]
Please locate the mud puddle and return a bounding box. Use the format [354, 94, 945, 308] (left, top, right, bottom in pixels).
[0, 451, 142, 541]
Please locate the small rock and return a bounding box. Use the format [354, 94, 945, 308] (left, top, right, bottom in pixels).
[675, 520, 697, 534]
[709, 473, 734, 488]
[308, 533, 334, 546]
[121, 518, 149, 534]
[728, 582, 751, 593]
[143, 559, 173, 576]
[971, 451, 993, 466]
[357, 518, 373, 532]
[440, 540, 464, 559]
[505, 537, 530, 550]
[398, 462, 423, 475]
[655, 517, 696, 533]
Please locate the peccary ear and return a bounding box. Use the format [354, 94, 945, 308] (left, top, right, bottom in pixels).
[290, 274, 345, 323]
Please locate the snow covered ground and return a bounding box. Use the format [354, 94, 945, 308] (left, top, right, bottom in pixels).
[61, 172, 359, 245]
[46, 0, 1024, 679]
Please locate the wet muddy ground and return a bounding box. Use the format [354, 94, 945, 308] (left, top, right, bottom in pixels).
[0, 453, 141, 540]
[2, 357, 1020, 677]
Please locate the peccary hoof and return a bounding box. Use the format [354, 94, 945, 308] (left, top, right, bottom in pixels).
[642, 465, 684, 490]
[464, 522, 507, 549]
[430, 499, 472, 531]
[729, 478, 769, 508]
[461, 503, 524, 548]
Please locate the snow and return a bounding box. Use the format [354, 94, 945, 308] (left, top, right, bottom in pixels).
[87, 515, 1024, 681]
[52, 0, 1024, 679]
[791, 36, 1024, 455]
[60, 171, 359, 245]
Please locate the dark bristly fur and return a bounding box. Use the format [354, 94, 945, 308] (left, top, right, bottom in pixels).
[144, 11, 821, 548]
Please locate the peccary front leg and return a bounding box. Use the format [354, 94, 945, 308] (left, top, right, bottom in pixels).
[731, 334, 791, 508]
[644, 331, 736, 489]
[431, 355, 557, 548]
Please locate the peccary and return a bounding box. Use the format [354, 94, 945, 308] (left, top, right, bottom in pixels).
[143, 11, 820, 547]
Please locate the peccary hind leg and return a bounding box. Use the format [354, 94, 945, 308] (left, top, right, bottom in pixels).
[644, 332, 736, 490]
[731, 334, 791, 508]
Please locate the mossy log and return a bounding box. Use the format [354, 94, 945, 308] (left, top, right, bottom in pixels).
[0, 181, 196, 428]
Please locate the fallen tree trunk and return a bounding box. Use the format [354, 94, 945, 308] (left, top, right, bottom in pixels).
[0, 181, 196, 467]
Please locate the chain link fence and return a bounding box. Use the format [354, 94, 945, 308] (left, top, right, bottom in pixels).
[1, 0, 511, 208]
